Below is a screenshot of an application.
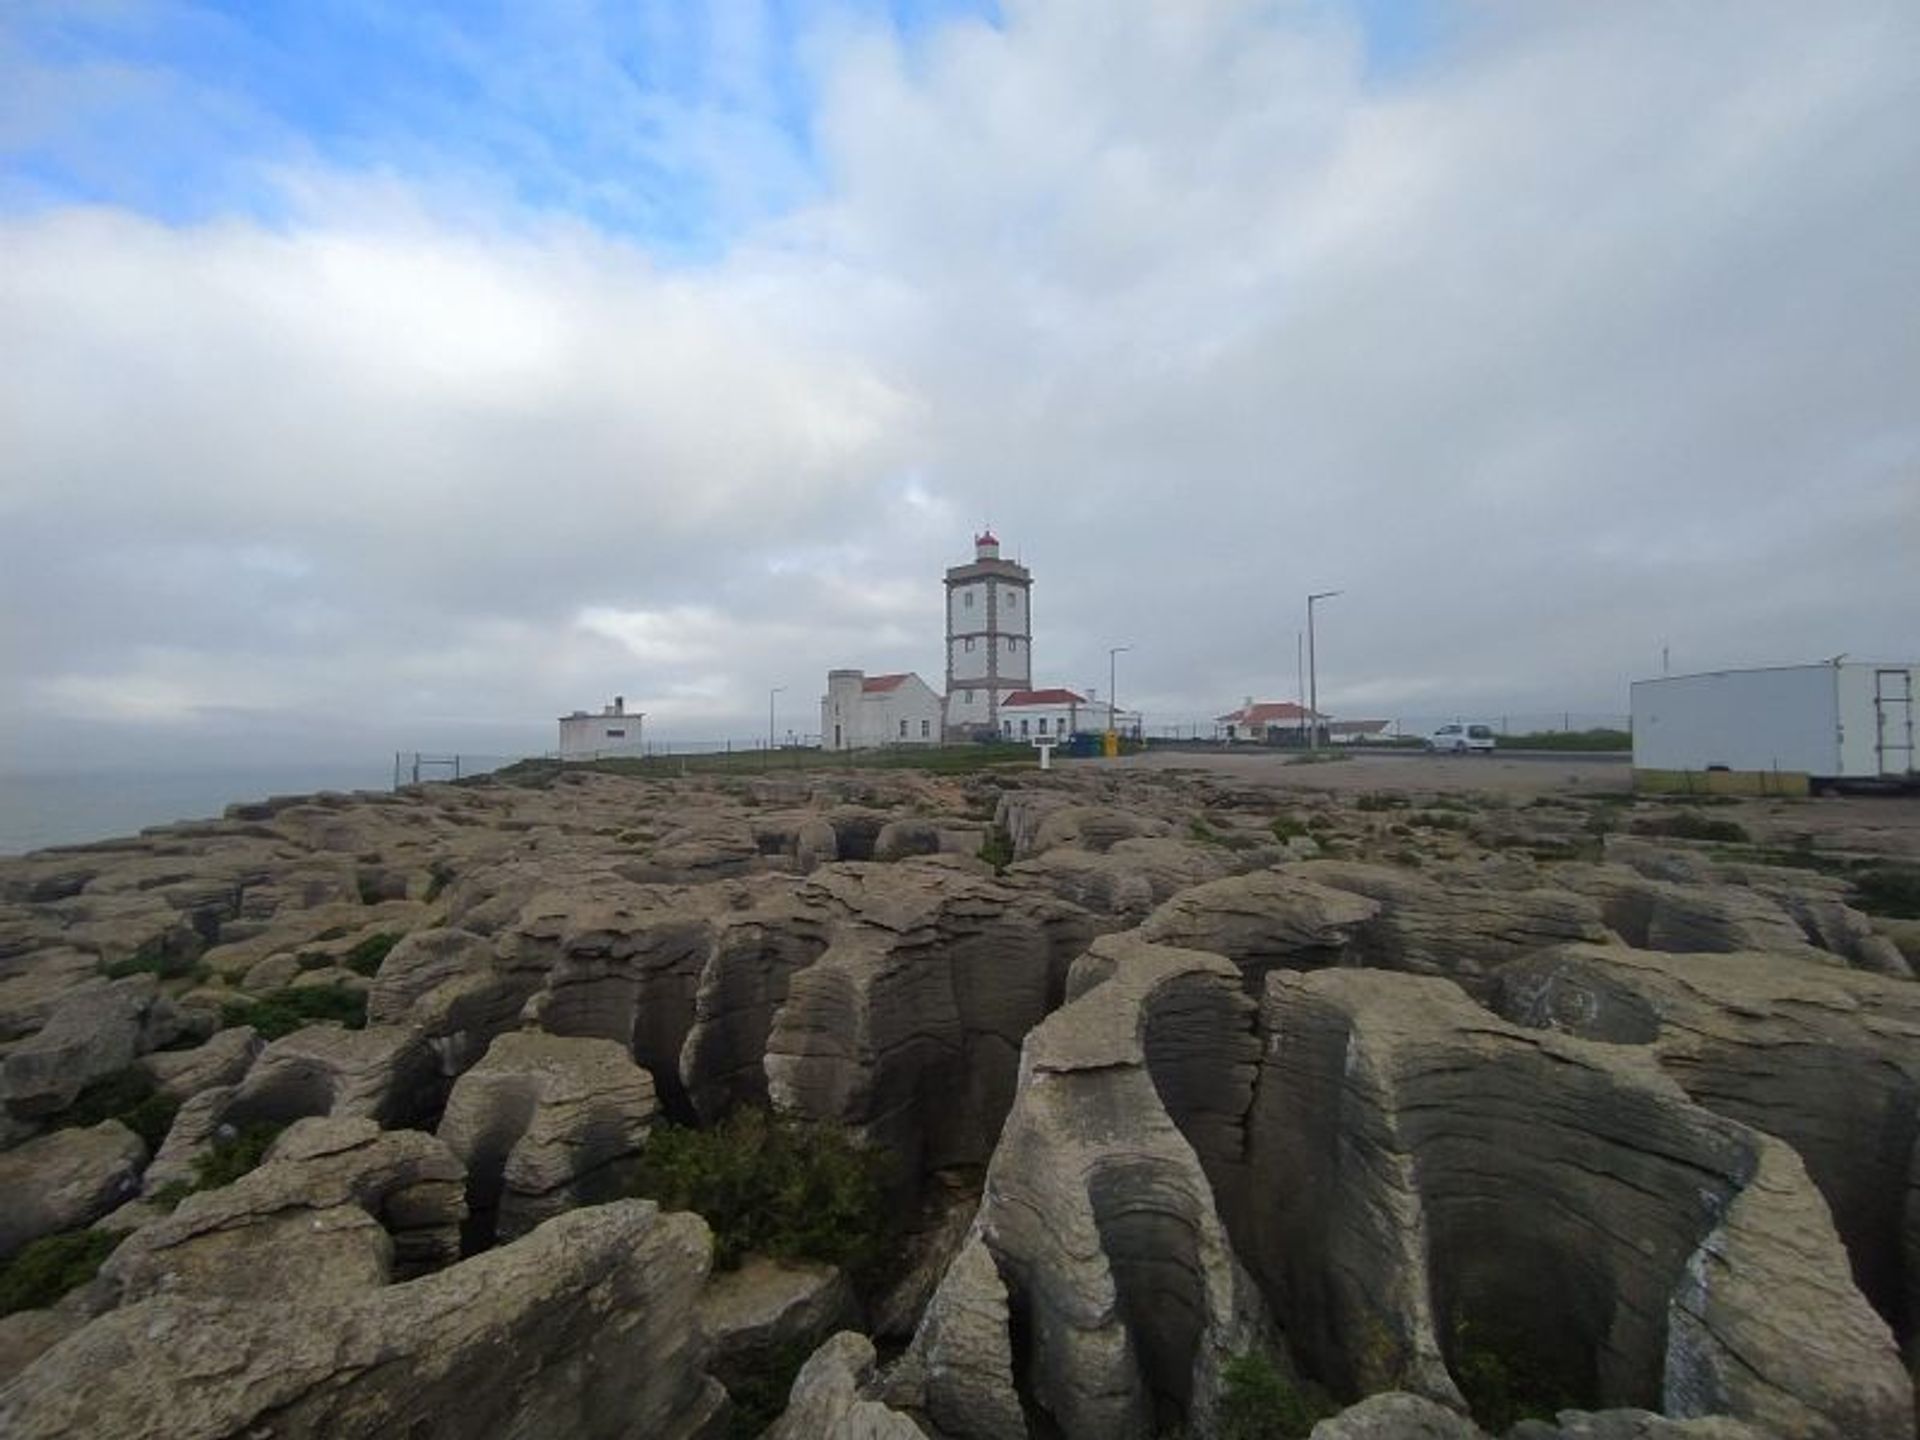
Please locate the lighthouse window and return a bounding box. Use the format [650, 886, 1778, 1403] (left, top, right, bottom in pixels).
[965, 638, 974, 653]
[963, 690, 973, 703]
[964, 590, 974, 608]
[1008, 593, 1018, 607]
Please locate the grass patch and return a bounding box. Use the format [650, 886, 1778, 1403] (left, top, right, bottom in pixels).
[1410, 810, 1470, 832]
[1630, 811, 1751, 844]
[627, 1108, 892, 1274]
[0, 1229, 124, 1317]
[1495, 728, 1631, 752]
[1217, 1351, 1336, 1440]
[497, 743, 1037, 785]
[56, 1067, 179, 1151]
[220, 985, 367, 1040]
[423, 860, 457, 901]
[1285, 750, 1351, 766]
[342, 932, 402, 977]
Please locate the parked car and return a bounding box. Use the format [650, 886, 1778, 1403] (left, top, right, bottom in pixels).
[1425, 723, 1496, 754]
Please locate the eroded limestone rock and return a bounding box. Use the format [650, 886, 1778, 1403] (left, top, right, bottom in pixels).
[436, 1031, 655, 1246]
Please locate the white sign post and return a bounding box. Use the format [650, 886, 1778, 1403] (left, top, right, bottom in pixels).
[1031, 738, 1058, 771]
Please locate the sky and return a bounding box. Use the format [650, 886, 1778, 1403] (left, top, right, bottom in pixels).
[2, 0, 1917, 769]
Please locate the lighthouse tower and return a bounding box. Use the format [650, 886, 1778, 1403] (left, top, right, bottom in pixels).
[944, 530, 1032, 736]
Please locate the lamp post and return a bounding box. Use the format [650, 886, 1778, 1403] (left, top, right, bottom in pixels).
[1108, 645, 1131, 746]
[768, 686, 785, 754]
[1306, 591, 1341, 750]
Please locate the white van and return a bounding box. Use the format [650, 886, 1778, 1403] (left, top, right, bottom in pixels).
[1426, 723, 1496, 754]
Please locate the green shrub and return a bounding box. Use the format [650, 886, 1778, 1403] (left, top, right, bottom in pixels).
[423, 859, 458, 901]
[342, 932, 402, 977]
[220, 985, 367, 1040]
[0, 1229, 123, 1316]
[977, 826, 1015, 874]
[1853, 867, 1920, 920]
[724, 1339, 815, 1440]
[628, 1109, 892, 1273]
[1269, 815, 1309, 841]
[104, 936, 199, 981]
[1410, 811, 1469, 832]
[192, 1122, 285, 1191]
[1354, 793, 1409, 812]
[1217, 1351, 1335, 1440]
[57, 1068, 180, 1151]
[1449, 1316, 1582, 1432]
[1629, 811, 1750, 844]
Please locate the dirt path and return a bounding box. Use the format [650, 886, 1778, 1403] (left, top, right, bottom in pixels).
[1098, 747, 1634, 798]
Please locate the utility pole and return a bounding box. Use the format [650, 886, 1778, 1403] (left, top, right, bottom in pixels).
[1296, 631, 1306, 747]
[1306, 591, 1342, 751]
[768, 686, 785, 753]
[1108, 646, 1131, 750]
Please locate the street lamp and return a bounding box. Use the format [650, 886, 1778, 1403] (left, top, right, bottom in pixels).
[768, 686, 785, 753]
[1306, 591, 1341, 750]
[1108, 646, 1132, 744]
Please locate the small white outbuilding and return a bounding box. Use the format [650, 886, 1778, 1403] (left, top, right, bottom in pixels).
[558, 697, 645, 760]
[820, 670, 945, 751]
[1631, 662, 1916, 786]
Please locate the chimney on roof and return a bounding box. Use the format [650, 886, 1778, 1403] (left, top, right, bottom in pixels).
[613, 695, 625, 716]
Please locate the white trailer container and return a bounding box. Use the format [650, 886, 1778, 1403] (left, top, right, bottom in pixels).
[1631, 663, 1917, 783]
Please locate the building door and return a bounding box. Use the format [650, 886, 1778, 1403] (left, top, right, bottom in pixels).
[1875, 669, 1914, 776]
[834, 724, 842, 749]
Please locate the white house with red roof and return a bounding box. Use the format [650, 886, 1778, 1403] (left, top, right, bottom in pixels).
[820, 669, 944, 751]
[1214, 700, 1325, 744]
[997, 688, 1140, 742]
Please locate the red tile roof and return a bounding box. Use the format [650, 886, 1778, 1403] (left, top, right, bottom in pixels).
[1216, 701, 1323, 724]
[1003, 688, 1086, 706]
[861, 673, 910, 693]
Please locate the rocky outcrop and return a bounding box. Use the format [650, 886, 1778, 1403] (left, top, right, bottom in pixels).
[1137, 868, 1381, 992]
[1011, 837, 1244, 924]
[138, 1025, 261, 1100]
[1, 1199, 724, 1440]
[1494, 943, 1920, 1370]
[1306, 1392, 1482, 1438]
[436, 1031, 655, 1247]
[223, 1022, 443, 1131]
[0, 1121, 145, 1258]
[1246, 969, 1911, 1439]
[768, 1331, 927, 1439]
[764, 863, 1095, 1184]
[2, 977, 197, 1119]
[1280, 861, 1610, 987]
[699, 1256, 860, 1399]
[902, 933, 1278, 1439]
[105, 1117, 466, 1298]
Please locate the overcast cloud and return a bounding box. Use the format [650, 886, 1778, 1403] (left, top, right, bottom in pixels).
[2, 0, 1916, 769]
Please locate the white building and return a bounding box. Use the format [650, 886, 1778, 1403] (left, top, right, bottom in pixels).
[821, 670, 945, 751]
[997, 688, 1140, 741]
[558, 697, 644, 759]
[944, 530, 1032, 736]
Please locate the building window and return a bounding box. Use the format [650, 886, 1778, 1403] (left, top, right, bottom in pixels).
[1008, 592, 1018, 608]
[1008, 637, 1019, 651]
[964, 689, 973, 703]
[1020, 719, 1030, 736]
[964, 590, 974, 608]
[965, 637, 974, 653]
[605, 729, 625, 738]
[920, 719, 930, 737]
[899, 719, 908, 737]
[1003, 719, 1012, 735]
[1038, 718, 1048, 734]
